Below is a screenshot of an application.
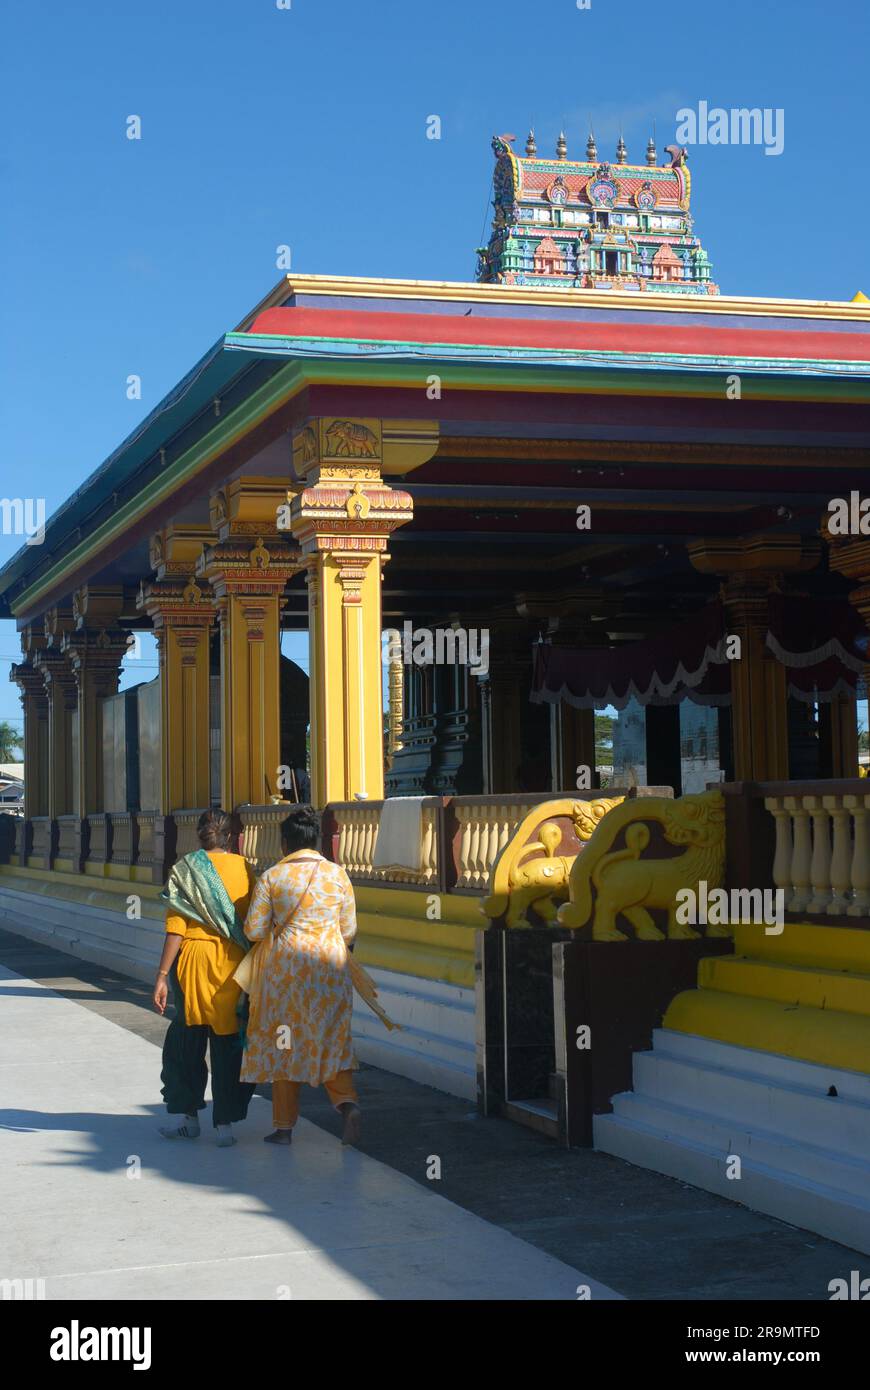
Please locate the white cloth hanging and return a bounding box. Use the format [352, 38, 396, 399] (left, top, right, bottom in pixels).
[372, 796, 427, 873]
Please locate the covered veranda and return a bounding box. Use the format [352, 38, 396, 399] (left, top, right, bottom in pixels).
[1, 273, 870, 1133]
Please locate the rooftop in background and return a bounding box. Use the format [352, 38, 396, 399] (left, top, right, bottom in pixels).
[478, 131, 716, 296]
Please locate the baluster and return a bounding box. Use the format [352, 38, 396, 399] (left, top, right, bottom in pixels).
[468, 812, 483, 888]
[477, 816, 492, 887]
[825, 797, 851, 915]
[357, 810, 368, 877]
[481, 806, 492, 876]
[497, 812, 510, 863]
[260, 814, 269, 872]
[785, 796, 812, 912]
[806, 795, 833, 914]
[846, 793, 870, 916]
[364, 811, 377, 879]
[458, 809, 472, 888]
[421, 811, 435, 884]
[765, 797, 793, 907]
[348, 811, 359, 875]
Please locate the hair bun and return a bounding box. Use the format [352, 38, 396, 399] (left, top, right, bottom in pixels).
[197, 809, 233, 850]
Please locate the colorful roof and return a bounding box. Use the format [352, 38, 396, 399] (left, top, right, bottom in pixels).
[478, 132, 717, 296]
[2, 274, 868, 622]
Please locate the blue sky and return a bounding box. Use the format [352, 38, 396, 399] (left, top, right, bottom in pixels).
[1, 0, 868, 740]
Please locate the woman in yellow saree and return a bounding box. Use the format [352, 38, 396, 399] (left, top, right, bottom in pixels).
[152, 810, 255, 1146]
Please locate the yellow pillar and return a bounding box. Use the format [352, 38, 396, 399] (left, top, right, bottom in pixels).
[688, 537, 820, 781]
[289, 418, 421, 806]
[139, 575, 216, 813]
[35, 607, 78, 818]
[62, 586, 129, 817]
[10, 650, 48, 818]
[198, 482, 300, 809]
[37, 653, 77, 818]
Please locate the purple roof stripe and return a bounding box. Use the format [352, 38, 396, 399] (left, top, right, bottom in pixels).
[290, 291, 870, 336]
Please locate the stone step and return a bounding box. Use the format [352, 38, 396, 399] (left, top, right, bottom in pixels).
[610, 1090, 870, 1201]
[699, 953, 870, 1016]
[734, 920, 870, 975]
[664, 986, 870, 1078]
[594, 1108, 870, 1255]
[650, 1028, 870, 1104]
[632, 1043, 870, 1160]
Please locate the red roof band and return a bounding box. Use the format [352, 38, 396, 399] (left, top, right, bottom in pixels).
[246, 306, 870, 365]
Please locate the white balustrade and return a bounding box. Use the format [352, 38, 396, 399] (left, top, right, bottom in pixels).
[173, 809, 203, 860]
[239, 802, 295, 876]
[765, 791, 870, 917]
[330, 800, 439, 887]
[454, 800, 535, 889]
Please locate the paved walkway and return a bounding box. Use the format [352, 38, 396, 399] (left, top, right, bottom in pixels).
[0, 927, 856, 1301]
[0, 963, 618, 1301]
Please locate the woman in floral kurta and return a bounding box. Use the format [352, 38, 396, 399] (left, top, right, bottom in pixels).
[241, 806, 361, 1146]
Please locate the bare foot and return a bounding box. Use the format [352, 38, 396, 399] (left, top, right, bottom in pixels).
[339, 1102, 361, 1146]
[264, 1130, 293, 1145]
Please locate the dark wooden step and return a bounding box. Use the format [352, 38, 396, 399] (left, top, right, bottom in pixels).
[502, 1097, 560, 1140]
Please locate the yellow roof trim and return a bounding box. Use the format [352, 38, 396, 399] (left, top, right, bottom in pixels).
[235, 272, 870, 323]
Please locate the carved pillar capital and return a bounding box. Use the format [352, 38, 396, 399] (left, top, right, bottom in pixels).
[289, 479, 413, 561]
[35, 646, 78, 706]
[61, 627, 130, 700]
[70, 583, 125, 633]
[148, 523, 216, 583]
[824, 527, 870, 630]
[687, 535, 821, 590]
[43, 603, 77, 652]
[291, 416, 438, 485]
[208, 477, 300, 546]
[10, 658, 47, 704]
[197, 537, 300, 606]
[138, 576, 216, 632]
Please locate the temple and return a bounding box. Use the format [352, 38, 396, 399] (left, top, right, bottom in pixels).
[477, 131, 716, 293]
[1, 129, 869, 1254]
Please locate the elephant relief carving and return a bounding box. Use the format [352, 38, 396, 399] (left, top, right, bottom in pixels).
[324, 419, 379, 459]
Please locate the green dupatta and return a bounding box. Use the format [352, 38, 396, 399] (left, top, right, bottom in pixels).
[160, 849, 250, 953]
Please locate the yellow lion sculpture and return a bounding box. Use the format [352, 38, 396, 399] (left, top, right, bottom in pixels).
[557, 789, 726, 941]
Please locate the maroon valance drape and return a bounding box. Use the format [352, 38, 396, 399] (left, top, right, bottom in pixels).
[531, 596, 868, 711]
[530, 604, 728, 711]
[766, 595, 868, 703]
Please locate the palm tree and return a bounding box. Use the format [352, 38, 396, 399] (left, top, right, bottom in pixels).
[0, 721, 23, 762]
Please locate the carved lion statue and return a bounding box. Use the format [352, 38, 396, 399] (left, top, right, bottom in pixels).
[557, 789, 726, 941]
